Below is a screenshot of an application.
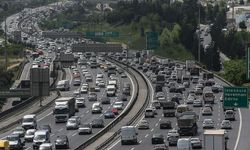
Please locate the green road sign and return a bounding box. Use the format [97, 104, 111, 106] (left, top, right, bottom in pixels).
[85, 32, 119, 38]
[247, 43, 250, 80]
[223, 87, 248, 108]
[146, 32, 158, 49]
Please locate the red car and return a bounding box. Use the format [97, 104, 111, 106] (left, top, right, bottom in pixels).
[112, 108, 118, 115]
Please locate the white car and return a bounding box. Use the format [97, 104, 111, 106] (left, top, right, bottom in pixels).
[24, 129, 36, 142]
[202, 119, 214, 129]
[186, 96, 195, 104]
[76, 97, 85, 107]
[202, 107, 212, 115]
[167, 129, 179, 140]
[80, 86, 88, 94]
[66, 117, 80, 130]
[113, 101, 124, 110]
[96, 73, 103, 78]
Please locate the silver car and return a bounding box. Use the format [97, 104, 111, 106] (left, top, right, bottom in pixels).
[190, 138, 202, 148]
[220, 120, 232, 129]
[66, 117, 80, 130]
[78, 123, 92, 135]
[202, 119, 214, 129]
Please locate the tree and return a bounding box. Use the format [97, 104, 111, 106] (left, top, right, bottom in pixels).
[159, 27, 173, 47]
[223, 60, 246, 85]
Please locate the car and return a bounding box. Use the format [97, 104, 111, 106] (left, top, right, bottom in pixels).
[186, 96, 195, 104]
[98, 81, 105, 88]
[153, 144, 169, 150]
[78, 123, 92, 135]
[202, 107, 212, 115]
[101, 97, 110, 104]
[225, 110, 235, 121]
[113, 101, 124, 110]
[24, 129, 36, 142]
[39, 143, 53, 150]
[137, 120, 150, 130]
[152, 100, 161, 109]
[76, 97, 85, 107]
[193, 99, 202, 107]
[88, 93, 97, 101]
[7, 134, 24, 150]
[12, 127, 25, 137]
[167, 129, 179, 139]
[92, 118, 104, 128]
[159, 120, 172, 129]
[121, 94, 128, 101]
[39, 125, 51, 133]
[220, 120, 232, 129]
[121, 73, 127, 78]
[145, 108, 155, 118]
[80, 86, 88, 93]
[104, 110, 116, 118]
[202, 119, 214, 129]
[33, 130, 50, 149]
[204, 104, 213, 111]
[152, 133, 165, 144]
[112, 108, 119, 115]
[73, 78, 81, 86]
[66, 117, 80, 130]
[190, 138, 202, 149]
[73, 90, 80, 97]
[55, 135, 69, 149]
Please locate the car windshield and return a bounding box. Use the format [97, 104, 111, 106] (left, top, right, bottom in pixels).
[26, 130, 35, 135]
[54, 108, 68, 114]
[39, 145, 51, 150]
[7, 136, 18, 141]
[34, 134, 46, 140]
[23, 118, 34, 123]
[68, 119, 76, 123]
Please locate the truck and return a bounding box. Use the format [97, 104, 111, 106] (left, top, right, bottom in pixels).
[185, 60, 195, 71]
[156, 75, 165, 86]
[53, 97, 75, 123]
[177, 112, 198, 136]
[56, 80, 70, 91]
[203, 72, 214, 80]
[107, 85, 116, 97]
[204, 129, 226, 150]
[203, 87, 215, 104]
[162, 101, 176, 117]
[190, 67, 200, 76]
[107, 66, 116, 77]
[176, 68, 183, 83]
[121, 126, 138, 145]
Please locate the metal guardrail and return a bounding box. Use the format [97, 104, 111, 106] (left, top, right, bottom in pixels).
[75, 57, 150, 150]
[0, 90, 30, 98]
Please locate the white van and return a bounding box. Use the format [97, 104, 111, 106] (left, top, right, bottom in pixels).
[92, 102, 102, 114]
[22, 114, 37, 130]
[33, 130, 50, 149]
[56, 80, 70, 91]
[107, 85, 116, 96]
[121, 126, 138, 145]
[177, 138, 192, 150]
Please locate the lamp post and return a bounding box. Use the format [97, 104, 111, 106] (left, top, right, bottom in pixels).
[198, 0, 201, 62]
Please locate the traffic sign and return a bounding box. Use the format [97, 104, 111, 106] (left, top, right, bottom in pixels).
[223, 87, 248, 108]
[146, 32, 158, 49]
[85, 32, 119, 38]
[247, 43, 250, 80]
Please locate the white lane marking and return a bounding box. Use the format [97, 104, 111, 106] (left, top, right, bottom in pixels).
[234, 108, 242, 150]
[106, 139, 121, 150]
[155, 123, 158, 127]
[81, 114, 85, 117]
[86, 111, 89, 113]
[51, 134, 55, 136]
[145, 134, 149, 138]
[139, 140, 142, 143]
[72, 132, 77, 137]
[130, 148, 135, 150]
[25, 148, 31, 150]
[159, 118, 161, 121]
[151, 129, 154, 132]
[38, 112, 53, 121]
[58, 128, 63, 131]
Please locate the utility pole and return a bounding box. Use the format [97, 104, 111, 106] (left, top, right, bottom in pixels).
[4, 18, 7, 70]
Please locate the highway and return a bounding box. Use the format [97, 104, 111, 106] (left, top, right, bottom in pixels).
[0, 56, 135, 150]
[106, 57, 240, 150]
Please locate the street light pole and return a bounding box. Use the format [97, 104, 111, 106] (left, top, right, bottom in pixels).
[4, 16, 7, 70]
[198, 1, 201, 62]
